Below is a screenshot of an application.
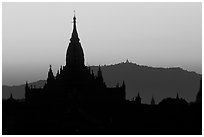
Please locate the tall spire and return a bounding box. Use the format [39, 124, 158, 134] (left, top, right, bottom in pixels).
[70, 10, 79, 42]
[66, 11, 85, 67]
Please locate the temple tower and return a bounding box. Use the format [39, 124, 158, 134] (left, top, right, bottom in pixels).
[66, 12, 85, 67]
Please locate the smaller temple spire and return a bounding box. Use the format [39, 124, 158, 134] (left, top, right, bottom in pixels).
[8, 93, 15, 103]
[135, 92, 141, 104]
[47, 65, 55, 84]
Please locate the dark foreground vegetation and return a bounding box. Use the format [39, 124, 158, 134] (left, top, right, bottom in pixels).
[3, 97, 201, 135]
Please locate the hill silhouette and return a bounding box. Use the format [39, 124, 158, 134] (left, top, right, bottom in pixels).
[91, 61, 201, 103]
[3, 62, 201, 104]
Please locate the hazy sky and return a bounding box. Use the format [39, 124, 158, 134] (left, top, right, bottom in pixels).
[3, 2, 202, 85]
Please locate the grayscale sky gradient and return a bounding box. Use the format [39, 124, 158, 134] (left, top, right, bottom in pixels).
[3, 2, 202, 85]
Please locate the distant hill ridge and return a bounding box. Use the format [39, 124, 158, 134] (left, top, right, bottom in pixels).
[3, 62, 201, 104]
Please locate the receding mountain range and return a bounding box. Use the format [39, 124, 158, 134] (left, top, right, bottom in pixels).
[2, 61, 201, 104]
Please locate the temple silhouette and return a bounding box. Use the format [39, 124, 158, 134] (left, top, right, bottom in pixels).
[25, 14, 125, 105]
